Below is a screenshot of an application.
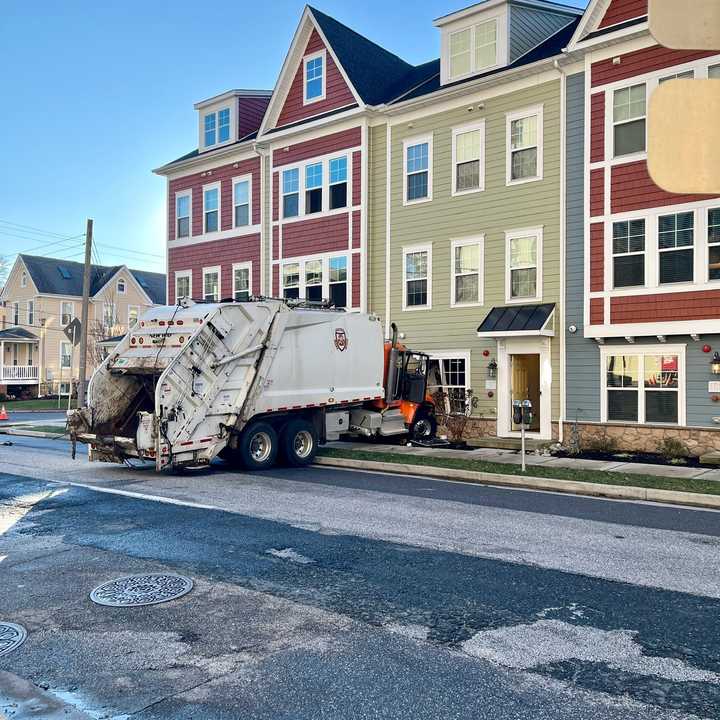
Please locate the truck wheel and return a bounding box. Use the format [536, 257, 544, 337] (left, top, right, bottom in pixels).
[410, 413, 437, 441]
[239, 422, 278, 471]
[281, 418, 318, 467]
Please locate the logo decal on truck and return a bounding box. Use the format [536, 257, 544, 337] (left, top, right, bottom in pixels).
[334, 328, 348, 352]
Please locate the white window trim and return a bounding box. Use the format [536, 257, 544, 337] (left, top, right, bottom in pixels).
[445, 16, 503, 83]
[402, 135, 433, 207]
[203, 181, 221, 235]
[506, 105, 544, 186]
[202, 265, 221, 303]
[59, 340, 72, 370]
[26, 300, 34, 326]
[116, 277, 126, 295]
[11, 302, 19, 326]
[175, 190, 192, 239]
[58, 381, 71, 396]
[657, 210, 696, 287]
[232, 262, 253, 300]
[611, 218, 646, 290]
[20, 272, 27, 288]
[451, 236, 484, 308]
[610, 82, 647, 161]
[60, 301, 74, 327]
[232, 174, 253, 229]
[279, 252, 350, 307]
[175, 270, 192, 301]
[328, 154, 349, 210]
[505, 227, 543, 304]
[282, 167, 301, 220]
[708, 206, 720, 283]
[200, 105, 234, 152]
[402, 243, 433, 311]
[303, 49, 326, 106]
[127, 305, 139, 327]
[428, 350, 472, 413]
[451, 120, 486, 196]
[600, 344, 686, 426]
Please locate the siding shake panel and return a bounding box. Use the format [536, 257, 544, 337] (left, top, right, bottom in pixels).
[598, 0, 647, 28]
[590, 93, 604, 163]
[590, 223, 604, 292]
[590, 168, 605, 217]
[281, 214, 349, 258]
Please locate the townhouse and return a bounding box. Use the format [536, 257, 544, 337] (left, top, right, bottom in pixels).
[0, 255, 165, 398]
[153, 0, 720, 453]
[564, 0, 720, 455]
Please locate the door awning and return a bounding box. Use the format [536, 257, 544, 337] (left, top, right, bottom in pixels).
[476, 303, 555, 338]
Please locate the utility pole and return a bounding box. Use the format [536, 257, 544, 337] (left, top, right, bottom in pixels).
[77, 218, 93, 407]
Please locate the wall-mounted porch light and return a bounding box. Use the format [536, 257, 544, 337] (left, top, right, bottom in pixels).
[711, 352, 720, 375]
[487, 359, 497, 379]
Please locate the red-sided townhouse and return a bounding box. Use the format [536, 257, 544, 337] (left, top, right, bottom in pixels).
[564, 0, 720, 456]
[154, 90, 271, 306]
[255, 7, 435, 312]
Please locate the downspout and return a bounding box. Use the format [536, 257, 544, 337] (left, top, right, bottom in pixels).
[254, 142, 271, 297]
[384, 123, 392, 339]
[554, 58, 567, 445]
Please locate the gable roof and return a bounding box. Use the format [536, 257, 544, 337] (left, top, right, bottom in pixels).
[17, 255, 166, 305]
[567, 0, 648, 50]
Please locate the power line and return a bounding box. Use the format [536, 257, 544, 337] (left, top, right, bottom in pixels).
[1, 233, 86, 259]
[96, 243, 165, 260]
[0, 219, 75, 239]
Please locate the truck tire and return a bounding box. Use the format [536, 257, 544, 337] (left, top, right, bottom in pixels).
[238, 421, 279, 471]
[410, 412, 437, 441]
[280, 418, 318, 467]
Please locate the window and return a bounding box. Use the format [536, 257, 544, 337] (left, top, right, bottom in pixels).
[613, 84, 646, 157]
[658, 211, 694, 284]
[507, 229, 542, 301]
[203, 107, 231, 147]
[27, 344, 33, 366]
[403, 245, 431, 310]
[103, 303, 115, 329]
[329, 256, 347, 307]
[710, 64, 720, 79]
[203, 267, 220, 302]
[128, 306, 139, 327]
[117, 277, 126, 294]
[233, 263, 251, 301]
[659, 70, 694, 83]
[204, 186, 219, 233]
[329, 156, 348, 210]
[604, 349, 684, 425]
[59, 381, 71, 396]
[233, 178, 250, 227]
[304, 259, 323, 301]
[507, 107, 542, 184]
[709, 208, 720, 281]
[204, 113, 216, 147]
[27, 301, 34, 326]
[613, 219, 645, 288]
[305, 163, 323, 214]
[61, 302, 73, 326]
[60, 342, 72, 369]
[404, 138, 432, 204]
[429, 355, 469, 413]
[175, 271, 191, 301]
[12, 344, 18, 366]
[451, 237, 483, 306]
[218, 108, 230, 143]
[176, 193, 191, 238]
[283, 168, 299, 218]
[452, 122, 484, 194]
[304, 52, 324, 102]
[448, 19, 497, 80]
[21, 272, 27, 288]
[283, 263, 300, 299]
[12, 302, 19, 326]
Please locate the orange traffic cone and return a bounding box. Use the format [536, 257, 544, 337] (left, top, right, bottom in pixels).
[0, 405, 8, 421]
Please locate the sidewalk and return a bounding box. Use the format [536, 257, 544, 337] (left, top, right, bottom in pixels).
[326, 441, 720, 482]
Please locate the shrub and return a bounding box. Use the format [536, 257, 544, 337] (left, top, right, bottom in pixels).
[658, 437, 689, 461]
[584, 431, 618, 454]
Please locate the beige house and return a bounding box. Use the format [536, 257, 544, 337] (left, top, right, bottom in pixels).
[0, 254, 165, 398]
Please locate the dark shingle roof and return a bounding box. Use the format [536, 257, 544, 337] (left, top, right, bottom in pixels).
[19, 255, 166, 305]
[477, 304, 556, 335]
[0, 327, 38, 341]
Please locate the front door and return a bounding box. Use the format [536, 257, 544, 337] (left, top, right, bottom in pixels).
[511, 353, 541, 432]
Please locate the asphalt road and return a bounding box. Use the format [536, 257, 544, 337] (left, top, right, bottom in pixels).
[0, 411, 67, 425]
[1, 436, 719, 719]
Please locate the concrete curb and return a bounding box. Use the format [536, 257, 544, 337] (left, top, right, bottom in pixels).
[313, 456, 720, 510]
[0, 428, 67, 439]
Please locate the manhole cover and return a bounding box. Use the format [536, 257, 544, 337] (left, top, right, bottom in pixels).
[0, 622, 27, 657]
[90, 574, 193, 607]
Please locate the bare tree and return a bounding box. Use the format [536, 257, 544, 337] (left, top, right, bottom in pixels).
[0, 256, 9, 292]
[431, 387, 477, 444]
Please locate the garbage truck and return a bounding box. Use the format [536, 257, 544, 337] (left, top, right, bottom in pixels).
[67, 299, 437, 472]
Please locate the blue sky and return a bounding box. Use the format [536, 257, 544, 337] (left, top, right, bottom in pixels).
[0, 0, 586, 276]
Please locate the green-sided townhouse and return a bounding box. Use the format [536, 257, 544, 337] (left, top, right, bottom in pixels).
[368, 0, 582, 442]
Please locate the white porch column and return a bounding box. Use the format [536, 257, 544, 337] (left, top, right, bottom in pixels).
[0, 340, 4, 382]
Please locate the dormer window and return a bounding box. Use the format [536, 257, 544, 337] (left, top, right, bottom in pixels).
[203, 107, 231, 148]
[117, 278, 126, 294]
[449, 19, 498, 80]
[304, 51, 325, 104]
[20, 272, 27, 288]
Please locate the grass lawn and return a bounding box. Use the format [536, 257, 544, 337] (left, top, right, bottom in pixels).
[317, 447, 720, 497]
[2, 398, 77, 411]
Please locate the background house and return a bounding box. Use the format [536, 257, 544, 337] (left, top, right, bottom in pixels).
[0, 254, 165, 398]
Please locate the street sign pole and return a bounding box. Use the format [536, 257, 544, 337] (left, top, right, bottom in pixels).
[77, 218, 93, 407]
[68, 326, 76, 412]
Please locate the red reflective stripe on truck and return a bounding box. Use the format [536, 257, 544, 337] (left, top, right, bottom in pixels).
[180, 441, 194, 446]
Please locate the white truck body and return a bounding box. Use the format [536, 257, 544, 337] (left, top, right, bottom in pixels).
[72, 300, 385, 470]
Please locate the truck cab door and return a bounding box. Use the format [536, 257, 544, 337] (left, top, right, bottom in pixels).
[401, 353, 429, 405]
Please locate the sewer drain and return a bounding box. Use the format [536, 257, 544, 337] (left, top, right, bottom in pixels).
[0, 622, 27, 657]
[90, 574, 193, 607]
